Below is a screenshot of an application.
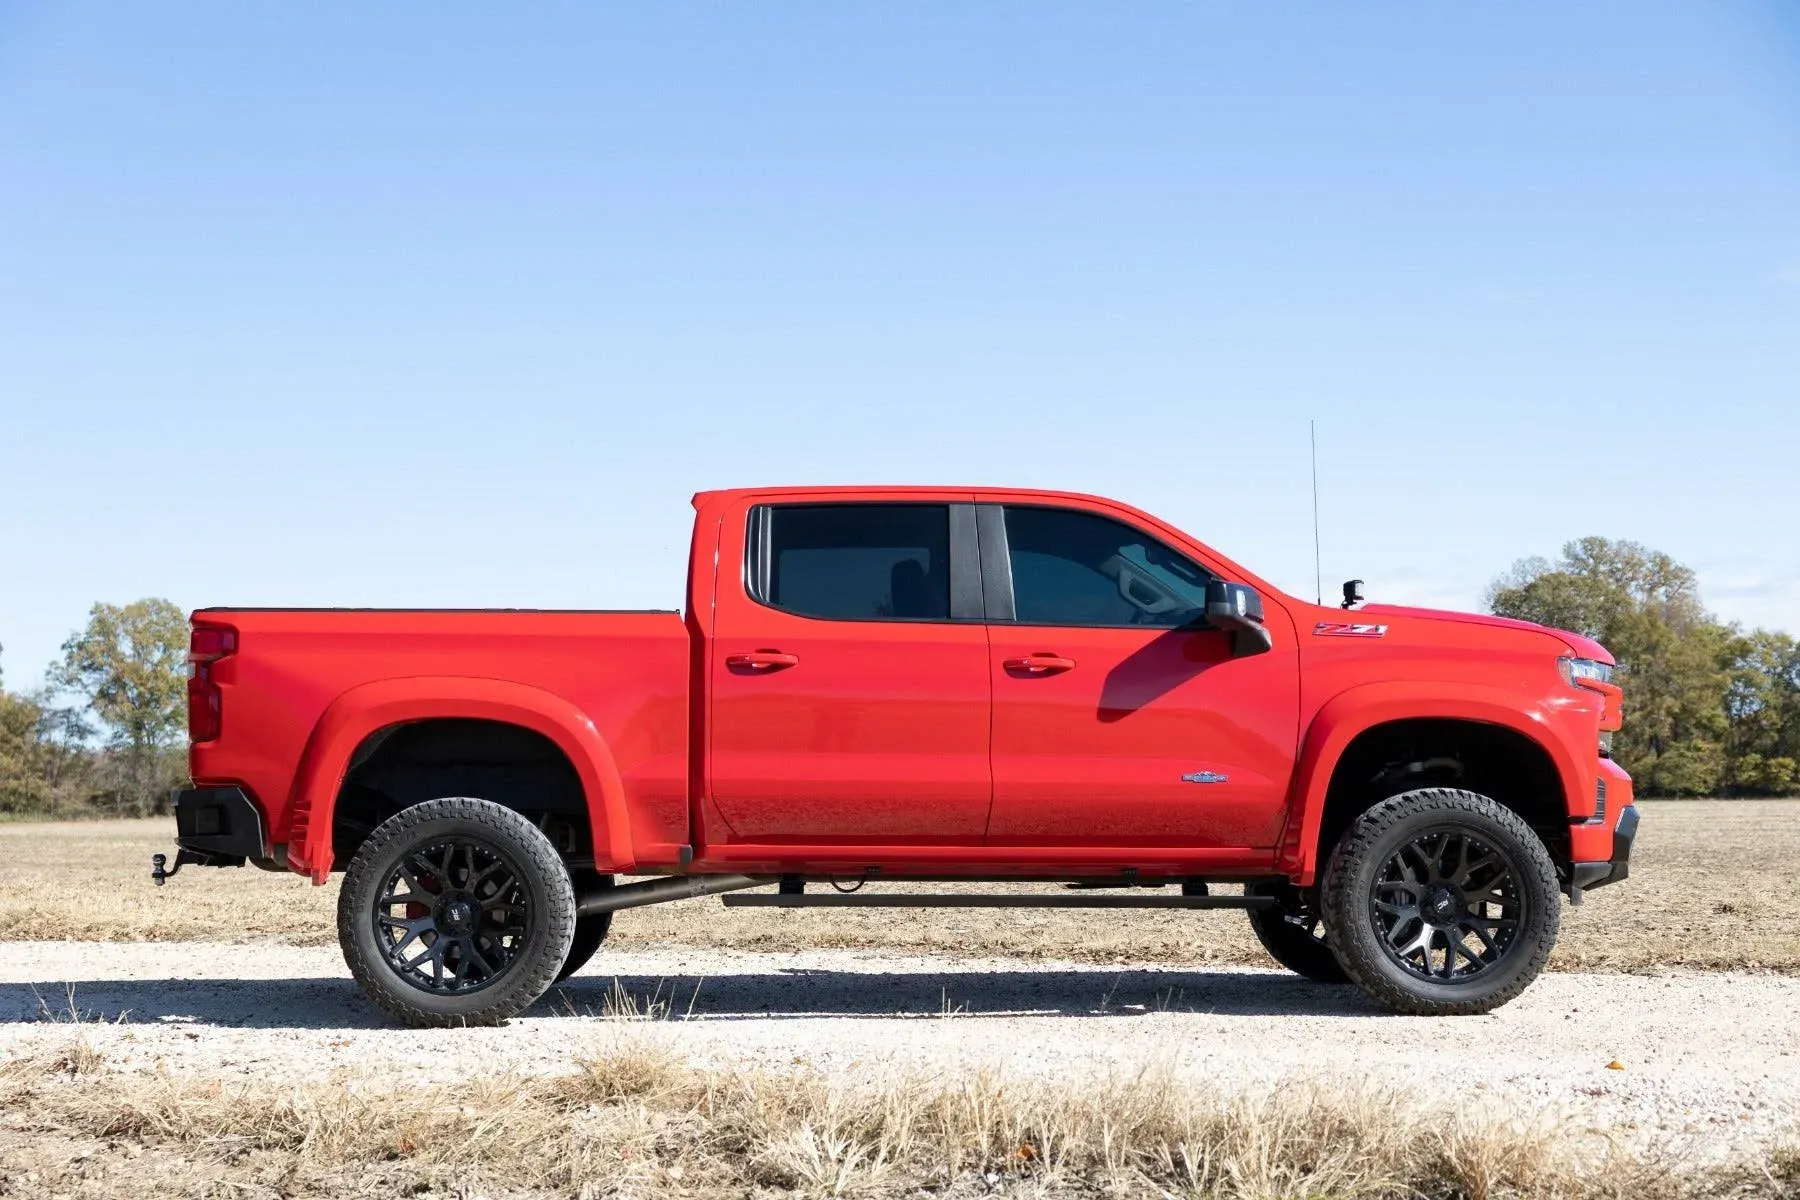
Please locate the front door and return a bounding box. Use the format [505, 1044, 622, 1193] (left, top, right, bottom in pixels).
[707, 500, 993, 843]
[983, 503, 1300, 848]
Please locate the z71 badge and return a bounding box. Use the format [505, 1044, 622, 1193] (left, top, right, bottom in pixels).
[1314, 622, 1388, 638]
[1181, 770, 1229, 784]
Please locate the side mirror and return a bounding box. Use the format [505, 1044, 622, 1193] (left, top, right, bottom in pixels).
[1204, 581, 1273, 658]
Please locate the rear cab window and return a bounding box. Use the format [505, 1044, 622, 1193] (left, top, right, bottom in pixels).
[747, 503, 952, 622]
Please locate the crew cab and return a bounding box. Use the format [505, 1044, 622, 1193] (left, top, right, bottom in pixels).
[162, 486, 1636, 1026]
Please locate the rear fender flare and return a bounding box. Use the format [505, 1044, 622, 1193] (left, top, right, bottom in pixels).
[287, 676, 633, 882]
[1276, 681, 1583, 886]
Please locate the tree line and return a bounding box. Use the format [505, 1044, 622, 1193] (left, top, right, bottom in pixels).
[1490, 537, 1797, 796]
[0, 536, 1795, 818]
[0, 599, 188, 817]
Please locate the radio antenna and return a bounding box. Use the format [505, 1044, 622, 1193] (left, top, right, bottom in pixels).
[1310, 420, 1323, 605]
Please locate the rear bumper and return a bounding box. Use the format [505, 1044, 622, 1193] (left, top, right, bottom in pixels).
[172, 786, 267, 864]
[1569, 803, 1638, 899]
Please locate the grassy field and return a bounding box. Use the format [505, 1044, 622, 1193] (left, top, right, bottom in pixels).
[0, 799, 1792, 973]
[2, 1034, 1790, 1199]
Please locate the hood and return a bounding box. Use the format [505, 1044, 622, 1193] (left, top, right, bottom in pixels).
[1358, 604, 1613, 665]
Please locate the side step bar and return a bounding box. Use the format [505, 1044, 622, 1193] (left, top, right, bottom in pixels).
[577, 873, 775, 916]
[723, 892, 1276, 910]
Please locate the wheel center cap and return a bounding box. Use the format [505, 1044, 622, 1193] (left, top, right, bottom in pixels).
[1426, 888, 1460, 923]
[443, 899, 473, 929]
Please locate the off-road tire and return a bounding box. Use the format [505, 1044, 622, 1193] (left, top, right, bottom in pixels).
[338, 797, 576, 1028]
[1320, 787, 1560, 1016]
[556, 871, 614, 982]
[1245, 882, 1348, 983]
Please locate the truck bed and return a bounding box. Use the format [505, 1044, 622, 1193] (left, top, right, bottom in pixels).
[188, 608, 692, 875]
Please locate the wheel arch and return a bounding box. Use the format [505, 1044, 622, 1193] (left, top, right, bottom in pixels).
[286, 677, 634, 882]
[1278, 683, 1584, 886]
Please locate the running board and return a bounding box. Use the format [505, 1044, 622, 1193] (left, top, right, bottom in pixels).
[722, 892, 1276, 910]
[577, 873, 776, 916]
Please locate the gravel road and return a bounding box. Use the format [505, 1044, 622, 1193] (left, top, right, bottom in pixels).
[1, 941, 1794, 1159]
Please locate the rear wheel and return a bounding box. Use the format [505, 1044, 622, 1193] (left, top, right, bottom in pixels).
[1321, 788, 1560, 1015]
[1245, 882, 1347, 982]
[337, 797, 575, 1027]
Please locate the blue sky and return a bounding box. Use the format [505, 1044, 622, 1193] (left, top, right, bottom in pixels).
[2, 3, 1797, 684]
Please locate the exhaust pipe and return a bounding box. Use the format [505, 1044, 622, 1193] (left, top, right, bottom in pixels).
[576, 873, 775, 916]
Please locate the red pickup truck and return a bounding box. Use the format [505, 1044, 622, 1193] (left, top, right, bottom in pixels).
[163, 486, 1635, 1026]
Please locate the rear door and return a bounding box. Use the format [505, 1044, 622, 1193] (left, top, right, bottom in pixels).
[706, 498, 993, 843]
[981, 502, 1300, 849]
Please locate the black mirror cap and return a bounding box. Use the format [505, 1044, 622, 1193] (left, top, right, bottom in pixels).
[1205, 580, 1265, 625]
[1232, 624, 1275, 656]
[1203, 581, 1273, 658]
[1342, 579, 1364, 609]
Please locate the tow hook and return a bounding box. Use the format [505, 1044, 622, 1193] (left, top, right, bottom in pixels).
[151, 852, 183, 886]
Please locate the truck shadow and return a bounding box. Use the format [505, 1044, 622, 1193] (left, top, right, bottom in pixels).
[552, 967, 1380, 1022]
[0, 967, 1382, 1030]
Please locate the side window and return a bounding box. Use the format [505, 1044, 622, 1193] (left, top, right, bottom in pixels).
[1004, 506, 1214, 627]
[754, 504, 951, 621]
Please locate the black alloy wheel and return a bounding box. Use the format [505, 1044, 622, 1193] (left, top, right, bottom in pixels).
[1371, 829, 1523, 982]
[374, 838, 531, 993]
[1320, 788, 1560, 1016]
[338, 797, 575, 1027]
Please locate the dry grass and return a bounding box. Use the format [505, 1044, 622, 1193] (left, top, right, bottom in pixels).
[1, 800, 1794, 974]
[0, 1035, 1787, 1199]
[0, 820, 337, 944]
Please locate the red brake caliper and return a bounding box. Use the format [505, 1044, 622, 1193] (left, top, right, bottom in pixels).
[407, 873, 439, 920]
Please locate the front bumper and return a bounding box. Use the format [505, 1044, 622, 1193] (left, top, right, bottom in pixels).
[172, 786, 267, 865]
[1569, 803, 1638, 901]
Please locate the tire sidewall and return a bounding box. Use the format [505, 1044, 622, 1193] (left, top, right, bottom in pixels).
[338, 798, 576, 1026]
[1245, 882, 1348, 983]
[1322, 789, 1560, 1013]
[555, 871, 614, 983]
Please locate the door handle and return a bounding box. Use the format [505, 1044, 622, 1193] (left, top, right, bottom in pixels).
[726, 650, 800, 671]
[1004, 653, 1076, 675]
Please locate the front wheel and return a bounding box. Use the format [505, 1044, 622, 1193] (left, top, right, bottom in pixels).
[1245, 882, 1347, 983]
[1320, 788, 1560, 1016]
[337, 797, 576, 1028]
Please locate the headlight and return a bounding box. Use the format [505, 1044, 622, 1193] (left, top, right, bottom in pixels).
[1598, 729, 1614, 758]
[1558, 657, 1614, 688]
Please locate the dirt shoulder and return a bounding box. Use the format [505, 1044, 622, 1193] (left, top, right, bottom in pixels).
[0, 940, 1794, 1164]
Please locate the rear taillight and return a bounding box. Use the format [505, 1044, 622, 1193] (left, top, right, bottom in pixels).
[190, 626, 236, 664]
[187, 622, 237, 742]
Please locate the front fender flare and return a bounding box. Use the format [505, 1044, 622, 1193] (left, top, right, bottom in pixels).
[1276, 681, 1584, 885]
[286, 676, 634, 882]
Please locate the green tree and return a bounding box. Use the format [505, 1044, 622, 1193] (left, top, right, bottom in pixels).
[1725, 629, 1800, 793]
[1487, 537, 1737, 795]
[50, 599, 189, 815]
[0, 643, 55, 814]
[0, 691, 56, 814]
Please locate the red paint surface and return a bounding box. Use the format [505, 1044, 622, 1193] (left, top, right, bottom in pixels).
[189, 486, 1626, 885]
